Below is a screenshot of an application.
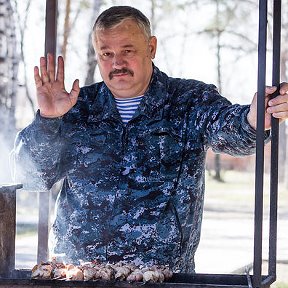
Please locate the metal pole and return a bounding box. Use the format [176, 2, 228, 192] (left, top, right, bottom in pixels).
[0, 185, 22, 277]
[268, 0, 281, 279]
[253, 0, 268, 287]
[44, 0, 58, 56]
[37, 0, 58, 263]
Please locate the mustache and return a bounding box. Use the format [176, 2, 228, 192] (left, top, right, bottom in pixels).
[109, 68, 134, 80]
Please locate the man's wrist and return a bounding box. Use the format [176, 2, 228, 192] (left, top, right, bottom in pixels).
[246, 110, 256, 130]
[35, 110, 63, 126]
[39, 111, 63, 119]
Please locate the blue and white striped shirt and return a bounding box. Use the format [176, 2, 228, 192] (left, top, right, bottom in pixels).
[115, 95, 143, 124]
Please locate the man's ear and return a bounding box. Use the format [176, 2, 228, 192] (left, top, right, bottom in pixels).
[149, 36, 157, 59]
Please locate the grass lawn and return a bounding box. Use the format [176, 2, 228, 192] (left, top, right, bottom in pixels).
[204, 170, 288, 287]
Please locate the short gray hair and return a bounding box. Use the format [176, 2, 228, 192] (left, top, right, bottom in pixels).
[93, 6, 152, 39]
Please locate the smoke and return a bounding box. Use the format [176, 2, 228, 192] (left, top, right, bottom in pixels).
[0, 133, 14, 184]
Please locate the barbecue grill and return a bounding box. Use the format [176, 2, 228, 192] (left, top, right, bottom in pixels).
[0, 0, 283, 287]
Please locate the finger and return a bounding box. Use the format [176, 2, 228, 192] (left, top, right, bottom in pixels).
[268, 93, 288, 106]
[69, 79, 80, 106]
[270, 110, 288, 119]
[47, 53, 55, 82]
[56, 56, 65, 83]
[39, 56, 49, 83]
[34, 66, 43, 88]
[279, 82, 288, 95]
[265, 86, 277, 96]
[267, 101, 288, 114]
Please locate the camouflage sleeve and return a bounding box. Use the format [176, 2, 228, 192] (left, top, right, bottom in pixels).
[12, 111, 64, 190]
[206, 103, 261, 156]
[190, 84, 270, 156]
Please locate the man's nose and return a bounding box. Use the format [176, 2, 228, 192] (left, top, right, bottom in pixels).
[112, 54, 126, 68]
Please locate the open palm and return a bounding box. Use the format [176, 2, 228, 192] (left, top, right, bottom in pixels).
[34, 54, 80, 118]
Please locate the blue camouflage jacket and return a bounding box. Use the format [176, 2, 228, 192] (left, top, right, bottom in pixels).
[14, 65, 260, 272]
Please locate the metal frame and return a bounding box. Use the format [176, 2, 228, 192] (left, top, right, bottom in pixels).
[0, 0, 283, 287]
[253, 0, 281, 287]
[37, 0, 58, 264]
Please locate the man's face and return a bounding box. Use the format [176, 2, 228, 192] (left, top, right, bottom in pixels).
[93, 19, 157, 98]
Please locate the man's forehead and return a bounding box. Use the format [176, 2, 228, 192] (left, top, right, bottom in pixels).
[94, 30, 147, 50]
[99, 43, 135, 51]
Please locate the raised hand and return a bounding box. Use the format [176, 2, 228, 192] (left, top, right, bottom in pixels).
[34, 53, 80, 118]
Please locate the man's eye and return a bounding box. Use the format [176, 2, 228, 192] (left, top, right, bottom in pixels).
[123, 50, 135, 57]
[100, 52, 113, 61]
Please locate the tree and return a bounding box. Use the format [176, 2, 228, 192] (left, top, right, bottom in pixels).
[84, 0, 103, 85]
[57, 0, 101, 86]
[13, 0, 35, 115]
[0, 0, 19, 140]
[195, 0, 258, 181]
[185, 0, 287, 182]
[61, 0, 71, 62]
[0, 0, 19, 182]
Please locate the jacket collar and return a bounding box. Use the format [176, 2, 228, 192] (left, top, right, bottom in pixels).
[90, 65, 170, 123]
[136, 65, 170, 120]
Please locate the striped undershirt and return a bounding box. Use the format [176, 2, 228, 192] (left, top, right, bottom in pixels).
[114, 95, 143, 124]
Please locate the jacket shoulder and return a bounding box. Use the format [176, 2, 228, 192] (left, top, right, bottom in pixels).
[65, 82, 104, 122]
[79, 82, 103, 103]
[166, 75, 225, 108]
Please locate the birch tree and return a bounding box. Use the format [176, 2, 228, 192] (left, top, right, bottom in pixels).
[0, 0, 19, 182]
[0, 0, 19, 140]
[13, 0, 35, 114]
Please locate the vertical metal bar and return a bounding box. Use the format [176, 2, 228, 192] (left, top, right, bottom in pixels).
[37, 0, 58, 263]
[253, 0, 268, 287]
[0, 185, 22, 277]
[44, 0, 58, 56]
[37, 192, 51, 263]
[268, 0, 281, 280]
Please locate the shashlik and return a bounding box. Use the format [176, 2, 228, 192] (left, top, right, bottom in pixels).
[31, 258, 173, 283]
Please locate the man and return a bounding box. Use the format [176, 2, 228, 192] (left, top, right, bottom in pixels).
[13, 6, 288, 272]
